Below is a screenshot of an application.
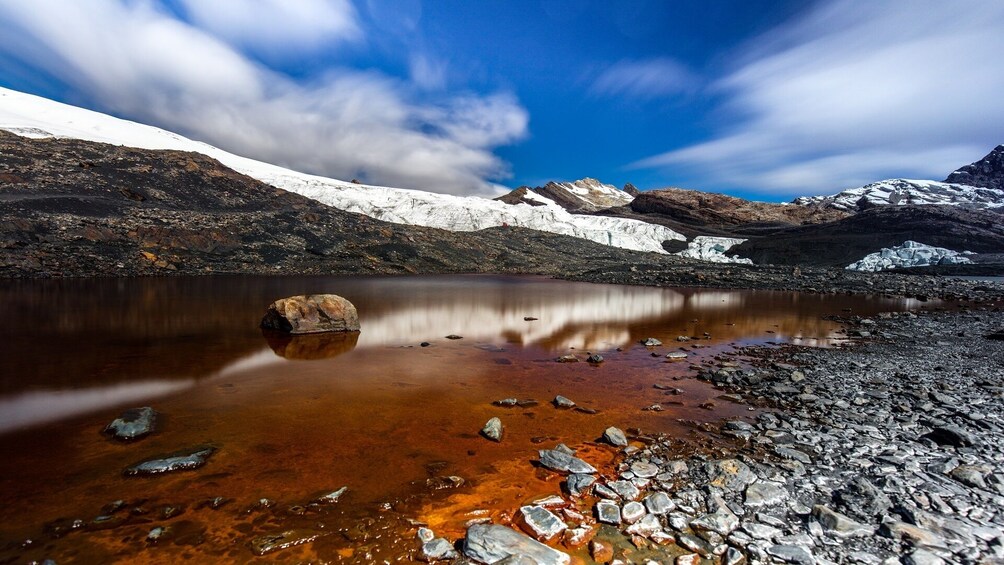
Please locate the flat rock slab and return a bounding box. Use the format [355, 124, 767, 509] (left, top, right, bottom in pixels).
[104, 406, 157, 441]
[124, 446, 216, 476]
[538, 449, 596, 474]
[249, 529, 324, 556]
[464, 524, 570, 565]
[260, 294, 360, 334]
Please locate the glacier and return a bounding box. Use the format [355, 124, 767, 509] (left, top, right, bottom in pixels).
[794, 178, 1004, 211]
[0, 87, 684, 255]
[845, 240, 973, 272]
[675, 236, 753, 264]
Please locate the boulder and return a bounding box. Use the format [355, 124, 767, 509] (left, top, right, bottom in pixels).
[260, 294, 360, 334]
[463, 524, 570, 565]
[104, 406, 157, 441]
[482, 417, 504, 442]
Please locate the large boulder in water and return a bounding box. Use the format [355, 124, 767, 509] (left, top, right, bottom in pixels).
[260, 294, 360, 335]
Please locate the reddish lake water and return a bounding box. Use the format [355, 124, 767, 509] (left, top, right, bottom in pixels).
[0, 275, 934, 563]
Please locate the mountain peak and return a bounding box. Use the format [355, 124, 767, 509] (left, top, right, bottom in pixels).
[944, 144, 1004, 190]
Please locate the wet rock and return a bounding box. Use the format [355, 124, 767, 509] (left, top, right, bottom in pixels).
[104, 407, 157, 441]
[482, 417, 504, 442]
[630, 461, 659, 478]
[493, 398, 519, 407]
[676, 533, 712, 557]
[723, 546, 746, 565]
[538, 448, 597, 474]
[586, 353, 604, 364]
[690, 508, 739, 536]
[562, 525, 595, 548]
[552, 395, 575, 408]
[596, 501, 621, 525]
[607, 480, 641, 501]
[566, 473, 595, 497]
[556, 354, 578, 363]
[417, 527, 435, 543]
[260, 294, 360, 334]
[744, 481, 788, 507]
[426, 476, 465, 490]
[603, 426, 628, 447]
[249, 529, 324, 556]
[766, 544, 814, 564]
[677, 554, 701, 565]
[922, 424, 976, 447]
[641, 337, 662, 346]
[124, 446, 216, 476]
[147, 526, 167, 543]
[315, 486, 347, 503]
[666, 352, 688, 361]
[445, 334, 463, 340]
[591, 539, 614, 562]
[463, 524, 570, 565]
[812, 504, 872, 537]
[621, 501, 646, 524]
[420, 537, 458, 562]
[644, 492, 674, 515]
[516, 505, 567, 542]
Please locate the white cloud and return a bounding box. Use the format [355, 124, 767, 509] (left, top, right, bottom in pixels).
[632, 1, 1004, 196]
[591, 58, 697, 99]
[0, 0, 527, 196]
[409, 54, 447, 91]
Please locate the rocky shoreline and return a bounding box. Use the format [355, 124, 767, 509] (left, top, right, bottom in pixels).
[421, 306, 1004, 564]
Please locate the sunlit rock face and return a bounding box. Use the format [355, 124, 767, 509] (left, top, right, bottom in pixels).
[260, 295, 360, 334]
[845, 240, 973, 272]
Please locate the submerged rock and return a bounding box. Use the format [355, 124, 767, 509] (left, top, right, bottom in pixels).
[260, 294, 360, 334]
[249, 529, 324, 556]
[104, 406, 157, 441]
[124, 446, 216, 476]
[463, 524, 570, 565]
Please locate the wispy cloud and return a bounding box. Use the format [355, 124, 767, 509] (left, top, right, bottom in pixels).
[0, 0, 527, 196]
[631, 1, 1004, 196]
[590, 58, 698, 99]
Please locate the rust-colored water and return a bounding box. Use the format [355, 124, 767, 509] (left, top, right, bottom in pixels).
[0, 275, 934, 563]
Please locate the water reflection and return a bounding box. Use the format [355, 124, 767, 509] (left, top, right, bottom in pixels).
[264, 330, 359, 360]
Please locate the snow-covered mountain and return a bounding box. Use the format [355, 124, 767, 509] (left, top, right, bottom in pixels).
[845, 240, 973, 272]
[0, 87, 684, 255]
[944, 144, 1004, 191]
[792, 179, 1004, 212]
[498, 178, 634, 212]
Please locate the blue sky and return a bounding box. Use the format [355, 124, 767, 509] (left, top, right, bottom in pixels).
[1, 1, 1003, 200]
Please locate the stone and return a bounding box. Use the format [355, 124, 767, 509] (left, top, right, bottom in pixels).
[630, 461, 659, 478]
[482, 417, 503, 442]
[744, 482, 788, 507]
[104, 407, 157, 441]
[556, 354, 578, 363]
[516, 506, 567, 542]
[676, 533, 712, 557]
[607, 480, 640, 501]
[124, 446, 216, 476]
[249, 529, 323, 556]
[603, 426, 628, 447]
[879, 521, 946, 548]
[464, 524, 570, 565]
[315, 486, 347, 503]
[922, 425, 976, 447]
[587, 354, 604, 364]
[553, 395, 576, 408]
[596, 501, 621, 525]
[641, 337, 662, 346]
[260, 294, 359, 334]
[676, 555, 701, 565]
[723, 546, 746, 565]
[562, 526, 595, 548]
[495, 555, 538, 565]
[766, 544, 814, 564]
[833, 477, 890, 520]
[812, 505, 872, 537]
[950, 464, 988, 489]
[666, 352, 688, 361]
[591, 539, 614, 562]
[690, 509, 739, 536]
[706, 459, 756, 491]
[903, 549, 945, 565]
[621, 501, 646, 524]
[644, 492, 674, 515]
[417, 527, 435, 543]
[566, 473, 596, 497]
[425, 476, 465, 490]
[494, 398, 519, 407]
[626, 514, 662, 537]
[538, 449, 597, 474]
[420, 538, 458, 562]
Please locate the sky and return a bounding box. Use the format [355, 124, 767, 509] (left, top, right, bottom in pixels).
[1, 0, 1003, 201]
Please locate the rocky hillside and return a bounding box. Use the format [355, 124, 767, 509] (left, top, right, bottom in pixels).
[731, 205, 1004, 268]
[945, 144, 1004, 190]
[496, 178, 634, 212]
[0, 132, 680, 278]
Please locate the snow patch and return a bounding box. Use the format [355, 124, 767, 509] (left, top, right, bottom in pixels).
[794, 179, 1004, 211]
[0, 87, 683, 254]
[845, 240, 974, 272]
[676, 236, 753, 264]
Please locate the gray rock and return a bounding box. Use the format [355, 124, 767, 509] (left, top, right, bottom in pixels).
[723, 546, 746, 565]
[922, 425, 976, 447]
[593, 483, 620, 500]
[463, 524, 570, 565]
[766, 544, 815, 564]
[586, 354, 604, 364]
[744, 481, 788, 507]
[641, 337, 662, 346]
[950, 464, 988, 489]
[124, 446, 216, 476]
[596, 501, 621, 525]
[812, 505, 872, 537]
[621, 501, 646, 524]
[420, 538, 458, 562]
[690, 509, 739, 536]
[607, 480, 641, 501]
[538, 449, 596, 474]
[705, 459, 756, 491]
[630, 461, 659, 478]
[603, 426, 628, 447]
[644, 492, 674, 514]
[517, 505, 566, 542]
[556, 354, 578, 363]
[493, 398, 519, 407]
[104, 407, 157, 441]
[552, 395, 575, 408]
[482, 417, 503, 442]
[833, 477, 890, 520]
[495, 555, 539, 565]
[249, 529, 324, 556]
[625, 513, 662, 537]
[315, 486, 347, 503]
[417, 527, 435, 543]
[566, 473, 596, 497]
[903, 548, 945, 565]
[676, 533, 712, 557]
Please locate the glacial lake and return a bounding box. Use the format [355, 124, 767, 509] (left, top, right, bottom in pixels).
[0, 275, 933, 563]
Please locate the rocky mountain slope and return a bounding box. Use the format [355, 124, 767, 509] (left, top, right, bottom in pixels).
[794, 146, 1004, 212]
[0, 132, 682, 278]
[731, 205, 1004, 268]
[0, 87, 684, 255]
[496, 178, 634, 212]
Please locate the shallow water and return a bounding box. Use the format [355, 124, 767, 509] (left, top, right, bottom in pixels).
[0, 275, 933, 563]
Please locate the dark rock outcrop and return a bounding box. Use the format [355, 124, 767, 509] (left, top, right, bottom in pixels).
[944, 144, 1004, 190]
